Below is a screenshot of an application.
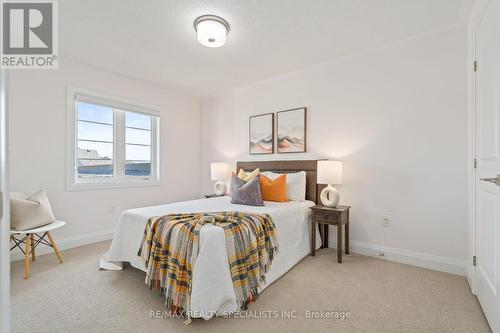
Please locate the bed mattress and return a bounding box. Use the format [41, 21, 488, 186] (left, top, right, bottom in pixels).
[99, 196, 321, 319]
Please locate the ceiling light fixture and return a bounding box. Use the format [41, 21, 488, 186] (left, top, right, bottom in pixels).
[194, 15, 230, 48]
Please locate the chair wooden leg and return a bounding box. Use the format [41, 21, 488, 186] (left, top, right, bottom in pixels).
[47, 232, 63, 263]
[30, 234, 36, 262]
[24, 234, 30, 279]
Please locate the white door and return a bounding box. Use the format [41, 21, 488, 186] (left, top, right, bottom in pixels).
[0, 67, 9, 333]
[475, 0, 500, 331]
[0, 1, 10, 329]
[0, 1, 10, 330]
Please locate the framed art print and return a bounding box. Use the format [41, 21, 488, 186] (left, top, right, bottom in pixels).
[277, 107, 306, 153]
[249, 113, 274, 154]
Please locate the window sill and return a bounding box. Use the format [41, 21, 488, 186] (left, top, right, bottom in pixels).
[66, 178, 162, 191]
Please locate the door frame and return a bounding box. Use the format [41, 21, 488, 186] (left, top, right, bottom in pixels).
[470, 0, 495, 296]
[466, 0, 498, 295]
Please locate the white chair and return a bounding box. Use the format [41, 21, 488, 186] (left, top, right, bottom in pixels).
[10, 220, 65, 279]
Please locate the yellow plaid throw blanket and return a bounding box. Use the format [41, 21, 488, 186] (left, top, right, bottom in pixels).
[138, 211, 278, 316]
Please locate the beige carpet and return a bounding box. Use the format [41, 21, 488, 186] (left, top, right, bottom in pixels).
[11, 241, 490, 333]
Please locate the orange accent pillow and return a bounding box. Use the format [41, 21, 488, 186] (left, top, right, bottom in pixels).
[260, 174, 287, 202]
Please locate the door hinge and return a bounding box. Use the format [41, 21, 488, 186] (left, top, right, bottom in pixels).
[473, 256, 477, 266]
[474, 61, 478, 72]
[474, 158, 478, 169]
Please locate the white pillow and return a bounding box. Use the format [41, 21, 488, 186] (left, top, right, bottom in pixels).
[10, 190, 56, 231]
[262, 171, 306, 201]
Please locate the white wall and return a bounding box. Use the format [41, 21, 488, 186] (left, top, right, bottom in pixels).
[200, 26, 469, 272]
[8, 25, 470, 275]
[9, 59, 201, 250]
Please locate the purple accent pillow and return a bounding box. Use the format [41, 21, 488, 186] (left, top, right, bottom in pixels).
[230, 175, 264, 206]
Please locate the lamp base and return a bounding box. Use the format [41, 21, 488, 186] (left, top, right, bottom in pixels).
[214, 181, 227, 196]
[320, 185, 340, 207]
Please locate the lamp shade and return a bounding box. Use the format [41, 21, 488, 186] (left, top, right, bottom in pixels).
[317, 160, 343, 185]
[210, 162, 229, 181]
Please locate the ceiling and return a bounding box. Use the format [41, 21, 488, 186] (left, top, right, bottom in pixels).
[60, 0, 473, 99]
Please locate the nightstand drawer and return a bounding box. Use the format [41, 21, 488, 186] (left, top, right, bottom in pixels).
[313, 211, 339, 224]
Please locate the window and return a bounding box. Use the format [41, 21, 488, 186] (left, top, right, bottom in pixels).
[125, 111, 153, 177]
[67, 88, 160, 190]
[77, 101, 114, 178]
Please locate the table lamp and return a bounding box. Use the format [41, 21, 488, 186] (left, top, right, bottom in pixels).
[211, 162, 229, 195]
[317, 160, 343, 207]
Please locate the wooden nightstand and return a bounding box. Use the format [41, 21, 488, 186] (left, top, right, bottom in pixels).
[204, 194, 225, 198]
[310, 205, 351, 263]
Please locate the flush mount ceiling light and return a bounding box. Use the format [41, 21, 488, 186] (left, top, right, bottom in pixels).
[194, 15, 230, 48]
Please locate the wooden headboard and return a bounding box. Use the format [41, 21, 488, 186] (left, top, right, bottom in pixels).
[236, 160, 324, 204]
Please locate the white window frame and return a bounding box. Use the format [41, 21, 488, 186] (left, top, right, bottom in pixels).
[66, 86, 161, 191]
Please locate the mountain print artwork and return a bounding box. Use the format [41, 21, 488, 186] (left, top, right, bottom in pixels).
[249, 113, 274, 154]
[277, 107, 306, 153]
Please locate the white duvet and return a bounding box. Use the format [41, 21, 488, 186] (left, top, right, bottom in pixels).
[99, 196, 321, 319]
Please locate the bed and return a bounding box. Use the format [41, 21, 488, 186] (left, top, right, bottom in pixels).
[99, 160, 324, 319]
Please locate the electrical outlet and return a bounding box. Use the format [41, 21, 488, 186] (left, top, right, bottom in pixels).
[382, 215, 391, 227]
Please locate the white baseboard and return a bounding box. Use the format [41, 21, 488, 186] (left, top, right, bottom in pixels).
[328, 239, 467, 276]
[10, 228, 115, 262]
[465, 263, 475, 292]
